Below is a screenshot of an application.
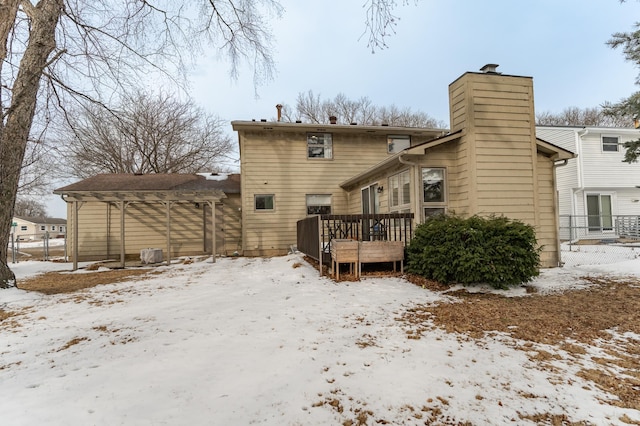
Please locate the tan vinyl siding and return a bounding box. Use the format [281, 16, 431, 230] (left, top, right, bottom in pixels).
[240, 130, 393, 255]
[218, 194, 242, 255]
[453, 73, 538, 225]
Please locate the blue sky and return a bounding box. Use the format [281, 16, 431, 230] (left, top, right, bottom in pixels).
[46, 0, 640, 217]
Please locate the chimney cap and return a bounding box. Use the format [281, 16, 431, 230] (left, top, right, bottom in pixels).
[480, 63, 500, 74]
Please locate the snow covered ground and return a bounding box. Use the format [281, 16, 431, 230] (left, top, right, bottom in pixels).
[1, 245, 639, 425]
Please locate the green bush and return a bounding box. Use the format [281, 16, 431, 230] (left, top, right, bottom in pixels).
[406, 214, 540, 289]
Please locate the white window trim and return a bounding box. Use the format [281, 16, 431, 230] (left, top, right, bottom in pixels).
[601, 135, 620, 153]
[422, 167, 447, 220]
[387, 135, 411, 154]
[388, 169, 411, 212]
[307, 133, 333, 159]
[584, 192, 616, 233]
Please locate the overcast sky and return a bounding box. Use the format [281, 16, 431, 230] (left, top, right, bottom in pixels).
[46, 0, 640, 217]
[191, 0, 640, 125]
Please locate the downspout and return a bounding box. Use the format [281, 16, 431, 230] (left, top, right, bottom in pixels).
[553, 151, 575, 267]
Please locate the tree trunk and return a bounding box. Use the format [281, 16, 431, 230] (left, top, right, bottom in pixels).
[0, 0, 63, 288]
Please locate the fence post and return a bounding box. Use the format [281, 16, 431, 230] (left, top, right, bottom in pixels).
[43, 231, 49, 261]
[317, 216, 323, 276]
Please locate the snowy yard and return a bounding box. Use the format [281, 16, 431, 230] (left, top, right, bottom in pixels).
[1, 246, 640, 425]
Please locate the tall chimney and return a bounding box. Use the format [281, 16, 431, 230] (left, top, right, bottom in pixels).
[276, 104, 283, 122]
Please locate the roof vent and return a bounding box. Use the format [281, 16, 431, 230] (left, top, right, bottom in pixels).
[480, 64, 500, 74]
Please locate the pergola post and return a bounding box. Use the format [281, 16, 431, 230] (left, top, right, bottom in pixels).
[209, 200, 216, 263]
[166, 201, 172, 266]
[119, 201, 125, 268]
[73, 201, 79, 271]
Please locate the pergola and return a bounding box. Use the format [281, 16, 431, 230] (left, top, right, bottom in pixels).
[54, 174, 227, 270]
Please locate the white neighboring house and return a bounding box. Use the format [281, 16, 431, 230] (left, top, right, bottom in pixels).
[537, 126, 640, 241]
[11, 216, 67, 241]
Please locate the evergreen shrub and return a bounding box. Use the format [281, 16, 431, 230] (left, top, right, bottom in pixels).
[406, 214, 541, 289]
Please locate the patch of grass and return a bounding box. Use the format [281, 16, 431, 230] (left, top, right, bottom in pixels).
[17, 268, 155, 294]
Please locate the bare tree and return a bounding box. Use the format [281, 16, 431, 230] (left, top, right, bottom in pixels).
[536, 106, 631, 127]
[13, 198, 47, 218]
[282, 91, 445, 128]
[0, 0, 417, 288]
[64, 92, 233, 178]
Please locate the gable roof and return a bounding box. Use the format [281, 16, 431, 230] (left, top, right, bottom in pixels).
[54, 173, 240, 203]
[54, 173, 240, 193]
[535, 138, 575, 160]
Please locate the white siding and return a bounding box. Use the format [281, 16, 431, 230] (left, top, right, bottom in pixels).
[579, 130, 640, 189]
[538, 126, 640, 218]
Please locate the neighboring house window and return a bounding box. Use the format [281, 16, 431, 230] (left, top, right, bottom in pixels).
[255, 194, 275, 211]
[587, 194, 613, 232]
[307, 133, 333, 159]
[306, 194, 332, 215]
[422, 168, 446, 218]
[388, 135, 410, 154]
[20, 225, 27, 231]
[51, 225, 56, 231]
[602, 136, 619, 152]
[389, 170, 411, 211]
[40, 225, 45, 231]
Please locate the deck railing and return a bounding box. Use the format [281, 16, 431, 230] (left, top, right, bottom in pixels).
[296, 213, 414, 268]
[559, 214, 640, 241]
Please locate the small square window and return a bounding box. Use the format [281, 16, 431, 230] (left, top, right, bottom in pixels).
[602, 136, 619, 152]
[388, 135, 411, 154]
[306, 194, 332, 215]
[20, 225, 27, 231]
[307, 133, 333, 159]
[255, 194, 275, 211]
[40, 225, 45, 231]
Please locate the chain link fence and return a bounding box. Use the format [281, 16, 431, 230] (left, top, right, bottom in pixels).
[559, 215, 640, 267]
[7, 231, 67, 263]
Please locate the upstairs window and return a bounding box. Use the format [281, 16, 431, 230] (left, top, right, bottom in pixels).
[602, 136, 619, 152]
[40, 225, 45, 231]
[20, 225, 27, 231]
[388, 135, 411, 154]
[306, 194, 332, 215]
[307, 133, 333, 159]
